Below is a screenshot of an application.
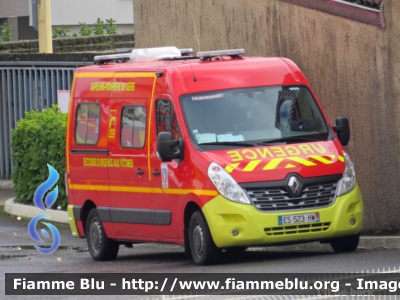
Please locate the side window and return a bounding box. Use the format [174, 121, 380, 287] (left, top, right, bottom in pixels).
[75, 103, 100, 145]
[156, 99, 181, 140]
[120, 105, 147, 148]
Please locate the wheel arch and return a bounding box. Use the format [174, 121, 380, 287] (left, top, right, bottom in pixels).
[80, 199, 96, 237]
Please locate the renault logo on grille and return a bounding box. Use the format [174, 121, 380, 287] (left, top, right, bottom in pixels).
[288, 176, 303, 195]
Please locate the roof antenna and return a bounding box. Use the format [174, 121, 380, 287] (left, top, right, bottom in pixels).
[188, 57, 197, 82]
[191, 11, 201, 53]
[189, 10, 199, 82]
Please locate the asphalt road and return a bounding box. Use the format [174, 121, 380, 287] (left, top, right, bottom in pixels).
[1, 212, 400, 300]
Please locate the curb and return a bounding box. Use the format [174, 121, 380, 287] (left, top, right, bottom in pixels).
[253, 236, 400, 252]
[4, 198, 400, 250]
[4, 198, 68, 224]
[0, 180, 13, 190]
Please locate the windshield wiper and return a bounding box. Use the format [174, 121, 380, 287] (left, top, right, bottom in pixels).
[199, 141, 256, 147]
[257, 137, 323, 145]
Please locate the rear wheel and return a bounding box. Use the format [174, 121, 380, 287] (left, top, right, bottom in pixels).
[330, 234, 360, 253]
[189, 211, 220, 265]
[86, 209, 119, 261]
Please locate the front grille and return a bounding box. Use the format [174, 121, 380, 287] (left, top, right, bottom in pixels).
[265, 222, 331, 236]
[245, 180, 338, 212]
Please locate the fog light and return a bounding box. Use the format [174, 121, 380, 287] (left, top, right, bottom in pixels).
[232, 230, 239, 236]
[350, 218, 356, 226]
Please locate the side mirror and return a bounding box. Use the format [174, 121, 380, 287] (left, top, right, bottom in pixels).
[333, 117, 350, 146]
[156, 132, 184, 162]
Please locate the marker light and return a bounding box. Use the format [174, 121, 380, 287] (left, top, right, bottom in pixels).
[207, 162, 250, 204]
[179, 48, 194, 56]
[337, 151, 356, 196]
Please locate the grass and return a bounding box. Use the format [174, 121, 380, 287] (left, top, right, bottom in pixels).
[0, 205, 8, 217]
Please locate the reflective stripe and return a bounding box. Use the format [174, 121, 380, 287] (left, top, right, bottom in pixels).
[69, 183, 217, 196]
[227, 155, 342, 172]
[285, 163, 296, 168]
[286, 157, 317, 166]
[263, 158, 284, 170]
[225, 163, 240, 173]
[309, 155, 335, 164]
[243, 160, 262, 172]
[75, 72, 156, 78]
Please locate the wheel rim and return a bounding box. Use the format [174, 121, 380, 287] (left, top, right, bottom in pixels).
[192, 223, 204, 256]
[90, 219, 102, 252]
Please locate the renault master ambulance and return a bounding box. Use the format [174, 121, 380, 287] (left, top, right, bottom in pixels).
[66, 47, 363, 265]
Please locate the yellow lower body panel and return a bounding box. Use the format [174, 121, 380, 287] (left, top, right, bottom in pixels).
[202, 183, 363, 248]
[67, 205, 80, 238]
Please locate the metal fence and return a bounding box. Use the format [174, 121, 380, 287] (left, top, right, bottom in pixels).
[0, 61, 90, 179]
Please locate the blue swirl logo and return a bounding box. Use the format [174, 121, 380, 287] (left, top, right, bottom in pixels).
[28, 164, 61, 254]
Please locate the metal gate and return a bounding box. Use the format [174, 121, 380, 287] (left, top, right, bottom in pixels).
[0, 61, 90, 179]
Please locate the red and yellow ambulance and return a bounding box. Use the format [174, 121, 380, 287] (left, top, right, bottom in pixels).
[66, 47, 363, 265]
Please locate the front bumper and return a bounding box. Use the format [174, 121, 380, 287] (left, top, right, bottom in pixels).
[202, 183, 363, 248]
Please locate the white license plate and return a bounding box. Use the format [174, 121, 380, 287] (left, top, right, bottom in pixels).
[278, 213, 320, 225]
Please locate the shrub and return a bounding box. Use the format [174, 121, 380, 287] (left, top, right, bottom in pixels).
[105, 18, 117, 35]
[0, 22, 12, 42]
[11, 105, 68, 209]
[79, 22, 93, 37]
[53, 25, 71, 39]
[94, 18, 105, 35]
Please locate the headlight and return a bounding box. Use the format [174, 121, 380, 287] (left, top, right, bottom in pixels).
[207, 162, 250, 204]
[337, 151, 356, 196]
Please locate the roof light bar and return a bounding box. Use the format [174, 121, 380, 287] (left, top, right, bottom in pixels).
[94, 53, 131, 64]
[179, 48, 194, 56]
[197, 49, 245, 58]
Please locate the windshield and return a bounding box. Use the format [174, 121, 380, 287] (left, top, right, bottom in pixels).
[181, 86, 330, 148]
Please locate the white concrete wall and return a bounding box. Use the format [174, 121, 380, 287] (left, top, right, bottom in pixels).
[51, 0, 134, 28]
[0, 0, 29, 18]
[0, 0, 134, 34]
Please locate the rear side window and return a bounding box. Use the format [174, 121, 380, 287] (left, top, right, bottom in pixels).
[75, 103, 100, 145]
[120, 106, 147, 148]
[156, 99, 181, 140]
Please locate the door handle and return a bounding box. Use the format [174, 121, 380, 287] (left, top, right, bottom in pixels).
[136, 169, 145, 175]
[152, 170, 161, 176]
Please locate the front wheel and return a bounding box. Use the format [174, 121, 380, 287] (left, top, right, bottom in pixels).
[86, 209, 119, 261]
[189, 211, 220, 265]
[330, 234, 360, 253]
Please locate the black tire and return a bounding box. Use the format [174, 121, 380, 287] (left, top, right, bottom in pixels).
[330, 234, 360, 253]
[189, 211, 220, 265]
[183, 228, 192, 259]
[86, 209, 119, 261]
[225, 246, 247, 254]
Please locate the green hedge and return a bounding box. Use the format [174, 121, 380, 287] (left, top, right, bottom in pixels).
[11, 105, 68, 209]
